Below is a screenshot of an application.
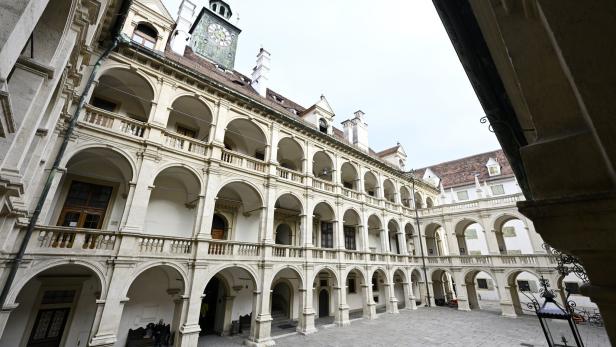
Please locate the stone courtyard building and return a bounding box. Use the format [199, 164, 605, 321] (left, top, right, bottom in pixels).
[0, 0, 589, 346]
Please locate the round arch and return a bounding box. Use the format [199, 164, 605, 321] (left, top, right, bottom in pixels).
[277, 137, 304, 171]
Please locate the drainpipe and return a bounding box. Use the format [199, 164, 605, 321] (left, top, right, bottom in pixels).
[0, 0, 132, 309]
[411, 173, 431, 307]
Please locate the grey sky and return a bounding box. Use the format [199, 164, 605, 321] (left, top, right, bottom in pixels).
[161, 0, 500, 168]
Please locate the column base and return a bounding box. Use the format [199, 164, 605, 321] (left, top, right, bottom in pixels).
[335, 305, 350, 326]
[244, 338, 276, 347]
[177, 324, 201, 346]
[500, 302, 518, 318]
[89, 333, 117, 347]
[298, 310, 316, 334]
[457, 298, 471, 311]
[365, 303, 377, 319]
[388, 299, 399, 314]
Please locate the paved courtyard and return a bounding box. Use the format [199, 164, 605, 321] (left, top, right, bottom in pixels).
[199, 307, 611, 347]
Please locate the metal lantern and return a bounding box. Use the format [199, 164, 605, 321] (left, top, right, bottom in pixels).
[526, 277, 584, 347]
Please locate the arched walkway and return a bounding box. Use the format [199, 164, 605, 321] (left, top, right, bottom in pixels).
[269, 267, 303, 335]
[393, 269, 408, 309]
[213, 181, 263, 242]
[370, 268, 391, 313]
[414, 192, 424, 208]
[363, 171, 378, 197]
[145, 166, 201, 237]
[383, 179, 396, 203]
[463, 270, 499, 312]
[342, 209, 361, 251]
[223, 119, 267, 160]
[313, 268, 340, 325]
[410, 269, 424, 306]
[454, 219, 488, 256]
[118, 265, 186, 346]
[0, 264, 102, 346]
[313, 202, 335, 248]
[274, 193, 303, 246]
[199, 266, 257, 338]
[400, 186, 412, 207]
[431, 269, 456, 306]
[50, 147, 133, 230]
[345, 268, 371, 319]
[277, 137, 304, 171]
[405, 223, 416, 256]
[425, 223, 448, 256]
[340, 162, 359, 190]
[494, 215, 533, 255]
[506, 270, 543, 316]
[367, 214, 384, 253]
[167, 96, 213, 144]
[312, 151, 333, 181]
[387, 219, 401, 254]
[90, 67, 155, 123]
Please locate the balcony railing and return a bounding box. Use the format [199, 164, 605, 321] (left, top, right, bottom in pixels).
[83, 105, 147, 138]
[33, 226, 117, 253]
[365, 194, 379, 206]
[221, 149, 267, 173]
[162, 130, 207, 156]
[276, 167, 304, 183]
[341, 187, 361, 200]
[207, 240, 261, 257]
[312, 248, 337, 259]
[272, 245, 304, 258]
[312, 177, 335, 192]
[419, 193, 525, 217]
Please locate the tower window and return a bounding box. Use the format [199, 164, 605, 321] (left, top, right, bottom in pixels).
[319, 118, 328, 133]
[132, 23, 158, 49]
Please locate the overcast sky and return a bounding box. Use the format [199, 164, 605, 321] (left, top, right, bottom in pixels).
[161, 0, 500, 168]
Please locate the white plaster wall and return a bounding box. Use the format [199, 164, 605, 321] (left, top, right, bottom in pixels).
[475, 272, 499, 301]
[231, 284, 255, 320]
[464, 223, 489, 255]
[394, 283, 405, 306]
[0, 280, 41, 346]
[502, 219, 533, 254]
[145, 176, 196, 237]
[117, 269, 178, 347]
[368, 232, 381, 252]
[64, 277, 99, 347]
[234, 212, 261, 242]
[347, 290, 364, 311]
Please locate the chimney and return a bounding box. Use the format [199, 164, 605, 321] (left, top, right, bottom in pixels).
[170, 0, 196, 55]
[342, 110, 369, 152]
[251, 48, 270, 97]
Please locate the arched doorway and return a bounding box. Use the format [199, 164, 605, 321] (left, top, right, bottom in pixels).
[118, 266, 185, 346]
[200, 276, 224, 335]
[271, 282, 292, 319]
[431, 269, 456, 306]
[211, 214, 228, 240]
[345, 268, 370, 319]
[464, 270, 499, 312]
[199, 266, 257, 339]
[213, 182, 263, 242]
[393, 269, 408, 309]
[318, 289, 329, 317]
[371, 269, 391, 313]
[275, 224, 292, 245]
[0, 264, 102, 347]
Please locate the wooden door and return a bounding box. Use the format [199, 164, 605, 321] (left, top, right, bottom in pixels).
[57, 181, 112, 229]
[27, 308, 71, 347]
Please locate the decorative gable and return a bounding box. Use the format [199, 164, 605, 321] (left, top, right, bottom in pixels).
[422, 168, 440, 187]
[300, 95, 335, 135]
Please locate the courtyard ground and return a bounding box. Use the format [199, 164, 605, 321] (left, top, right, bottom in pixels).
[198, 307, 611, 347]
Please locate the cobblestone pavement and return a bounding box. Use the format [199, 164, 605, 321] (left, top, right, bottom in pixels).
[198, 307, 611, 347]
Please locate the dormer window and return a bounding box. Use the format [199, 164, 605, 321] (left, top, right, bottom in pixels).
[132, 23, 158, 49]
[319, 118, 328, 133]
[486, 157, 501, 176]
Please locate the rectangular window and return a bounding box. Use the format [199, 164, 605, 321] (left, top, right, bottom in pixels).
[491, 184, 505, 195]
[565, 282, 580, 294]
[347, 278, 356, 293]
[91, 97, 117, 112]
[344, 226, 356, 250]
[176, 125, 196, 138]
[477, 278, 488, 289]
[321, 222, 333, 248]
[58, 181, 113, 229]
[456, 190, 469, 201]
[502, 226, 517, 237]
[517, 280, 531, 292]
[488, 165, 501, 176]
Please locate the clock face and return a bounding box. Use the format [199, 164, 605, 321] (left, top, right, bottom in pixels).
[207, 23, 232, 47]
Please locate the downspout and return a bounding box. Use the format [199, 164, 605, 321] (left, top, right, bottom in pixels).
[411, 174, 431, 307]
[0, 0, 132, 309]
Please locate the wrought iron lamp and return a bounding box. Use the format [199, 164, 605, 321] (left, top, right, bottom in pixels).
[524, 277, 584, 347]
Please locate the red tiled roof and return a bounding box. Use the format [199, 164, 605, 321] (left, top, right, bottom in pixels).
[416, 149, 514, 188]
[376, 145, 401, 157]
[162, 44, 409, 169]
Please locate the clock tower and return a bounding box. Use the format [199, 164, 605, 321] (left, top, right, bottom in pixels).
[189, 0, 241, 69]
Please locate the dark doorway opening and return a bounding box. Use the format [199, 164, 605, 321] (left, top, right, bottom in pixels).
[200, 276, 222, 335]
[318, 289, 329, 317]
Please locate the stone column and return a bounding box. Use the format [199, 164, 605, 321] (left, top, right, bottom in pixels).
[37, 167, 66, 224]
[177, 263, 209, 346]
[89, 264, 133, 346]
[396, 231, 408, 255]
[379, 229, 388, 253]
[443, 220, 459, 256]
[363, 283, 377, 319]
[246, 264, 274, 347]
[334, 280, 350, 326]
[492, 270, 517, 318]
[403, 281, 417, 310]
[387, 281, 399, 314]
[525, 222, 546, 254]
[297, 265, 316, 334]
[198, 166, 221, 239]
[121, 153, 158, 233]
[453, 270, 470, 311]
